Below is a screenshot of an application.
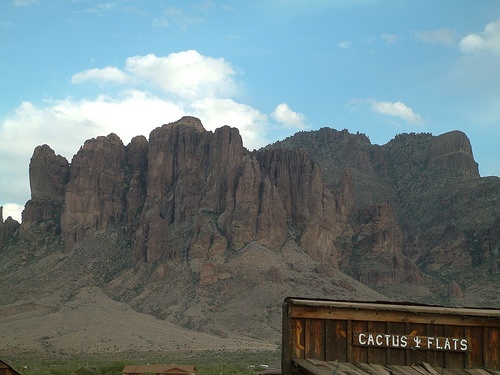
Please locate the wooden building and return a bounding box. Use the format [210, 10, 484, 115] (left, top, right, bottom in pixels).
[0, 360, 21, 375]
[122, 364, 196, 375]
[282, 298, 500, 375]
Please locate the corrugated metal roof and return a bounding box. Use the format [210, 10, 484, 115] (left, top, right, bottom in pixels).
[293, 358, 500, 375]
[122, 364, 196, 375]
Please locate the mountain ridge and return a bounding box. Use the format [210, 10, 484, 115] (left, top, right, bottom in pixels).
[1, 116, 499, 356]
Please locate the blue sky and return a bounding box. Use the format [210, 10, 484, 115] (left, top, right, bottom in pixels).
[1, 0, 500, 222]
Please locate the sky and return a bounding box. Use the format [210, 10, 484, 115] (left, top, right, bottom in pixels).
[1, 0, 500, 223]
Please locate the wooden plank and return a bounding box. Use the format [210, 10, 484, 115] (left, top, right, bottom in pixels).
[405, 323, 411, 366]
[444, 325, 465, 369]
[305, 318, 325, 360]
[408, 323, 428, 366]
[386, 322, 393, 365]
[292, 358, 332, 375]
[483, 327, 488, 371]
[347, 320, 353, 363]
[484, 327, 500, 370]
[292, 318, 305, 360]
[464, 369, 497, 375]
[342, 363, 373, 375]
[357, 363, 391, 375]
[425, 323, 444, 368]
[390, 322, 406, 366]
[323, 360, 348, 374]
[370, 321, 388, 365]
[368, 321, 374, 364]
[289, 306, 500, 328]
[410, 365, 430, 375]
[282, 300, 293, 375]
[326, 320, 348, 362]
[421, 361, 439, 375]
[390, 364, 426, 375]
[286, 299, 500, 319]
[352, 321, 368, 363]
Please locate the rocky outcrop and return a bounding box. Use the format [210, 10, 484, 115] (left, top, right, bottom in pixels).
[61, 133, 127, 252]
[355, 202, 403, 255]
[19, 118, 345, 276]
[343, 202, 424, 286]
[255, 147, 344, 266]
[447, 280, 464, 298]
[426, 131, 479, 176]
[0, 207, 20, 246]
[21, 144, 70, 238]
[128, 118, 345, 268]
[15, 117, 500, 300]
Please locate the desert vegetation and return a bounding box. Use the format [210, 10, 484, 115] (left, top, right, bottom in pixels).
[6, 349, 280, 375]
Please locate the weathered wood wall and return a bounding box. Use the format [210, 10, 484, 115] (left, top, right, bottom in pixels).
[282, 299, 500, 374]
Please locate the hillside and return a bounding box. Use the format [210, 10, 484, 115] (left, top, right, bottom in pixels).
[1, 117, 499, 356]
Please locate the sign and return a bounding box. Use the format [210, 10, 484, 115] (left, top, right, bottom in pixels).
[353, 332, 468, 352]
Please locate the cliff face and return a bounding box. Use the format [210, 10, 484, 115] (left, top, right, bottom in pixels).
[273, 127, 499, 290]
[2, 117, 499, 354]
[61, 133, 126, 252]
[0, 207, 19, 246]
[9, 117, 500, 302]
[17, 118, 348, 283]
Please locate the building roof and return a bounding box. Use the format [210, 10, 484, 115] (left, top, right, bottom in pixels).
[122, 365, 196, 375]
[0, 360, 21, 375]
[284, 297, 500, 318]
[293, 358, 500, 375]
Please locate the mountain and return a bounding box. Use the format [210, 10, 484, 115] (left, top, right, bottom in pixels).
[1, 117, 499, 356]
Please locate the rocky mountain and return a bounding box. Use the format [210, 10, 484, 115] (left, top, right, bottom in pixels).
[1, 117, 499, 356]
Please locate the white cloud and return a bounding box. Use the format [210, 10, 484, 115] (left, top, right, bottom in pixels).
[124, 51, 237, 99]
[152, 7, 205, 30]
[415, 28, 455, 46]
[76, 2, 117, 16]
[191, 1, 216, 12]
[70, 51, 237, 99]
[271, 103, 307, 130]
[189, 97, 268, 150]
[370, 100, 424, 124]
[71, 66, 130, 84]
[381, 34, 398, 45]
[459, 19, 500, 55]
[338, 41, 351, 49]
[12, 0, 38, 6]
[1, 92, 185, 162]
[0, 50, 281, 222]
[2, 203, 23, 223]
[0, 91, 268, 222]
[0, 92, 185, 222]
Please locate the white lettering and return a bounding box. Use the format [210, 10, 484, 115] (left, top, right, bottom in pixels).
[358, 333, 367, 345]
[384, 334, 391, 346]
[427, 337, 434, 349]
[443, 338, 451, 350]
[392, 335, 400, 348]
[413, 336, 422, 348]
[436, 337, 443, 350]
[460, 339, 468, 351]
[355, 333, 469, 352]
[367, 334, 375, 346]
[400, 335, 408, 348]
